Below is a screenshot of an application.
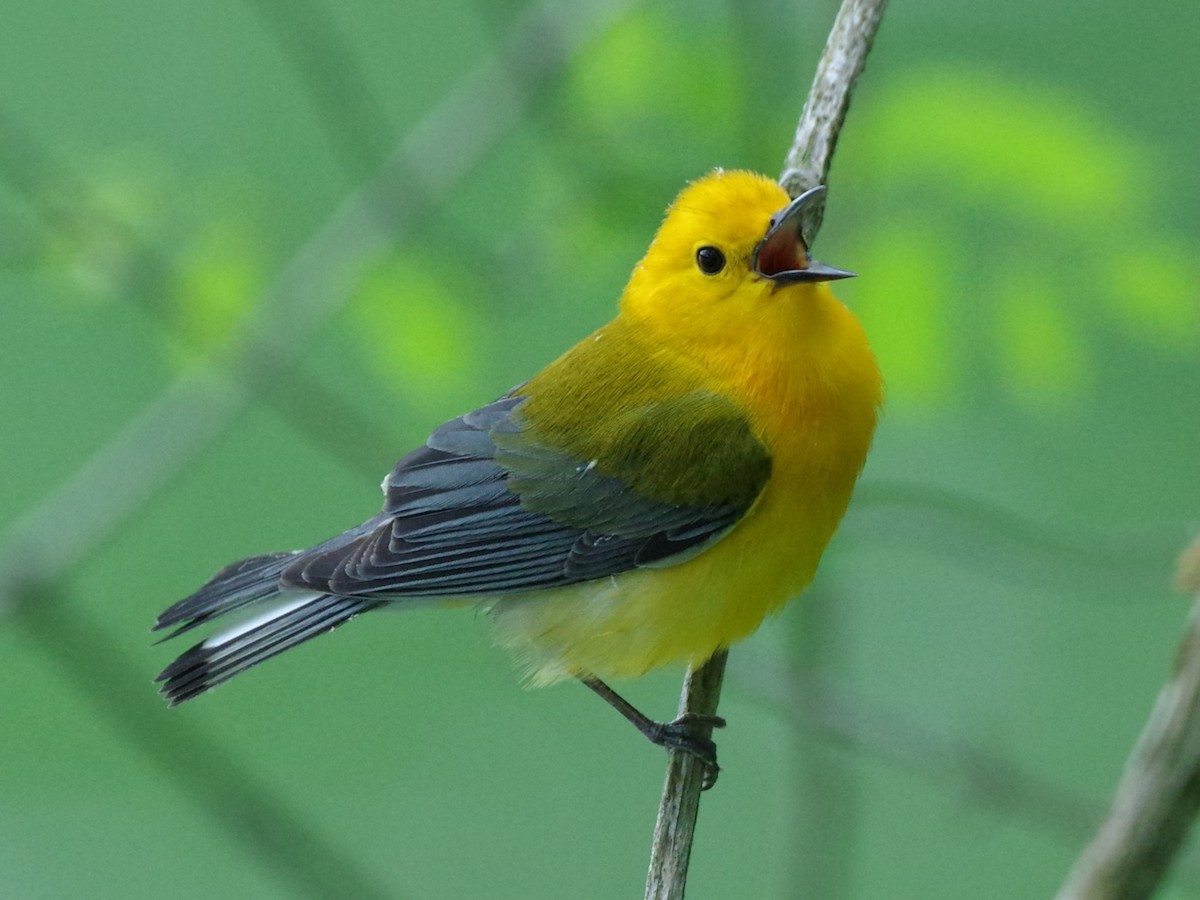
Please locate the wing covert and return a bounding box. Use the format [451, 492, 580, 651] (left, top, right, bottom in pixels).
[281, 392, 771, 599]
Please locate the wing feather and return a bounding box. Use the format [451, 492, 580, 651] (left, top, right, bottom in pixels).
[280, 393, 768, 598]
[155, 391, 771, 702]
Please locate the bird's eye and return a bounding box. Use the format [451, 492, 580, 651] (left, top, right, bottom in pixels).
[695, 246, 726, 275]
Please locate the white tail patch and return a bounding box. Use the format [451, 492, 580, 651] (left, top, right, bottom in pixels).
[201, 592, 324, 649]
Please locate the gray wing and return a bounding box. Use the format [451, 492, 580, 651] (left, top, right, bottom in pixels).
[154, 393, 769, 704]
[281, 395, 766, 597]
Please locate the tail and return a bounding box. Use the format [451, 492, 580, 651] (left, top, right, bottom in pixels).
[153, 553, 378, 705]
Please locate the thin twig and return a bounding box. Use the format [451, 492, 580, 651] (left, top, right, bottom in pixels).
[643, 1, 889, 896]
[1056, 536, 1200, 900]
[645, 652, 728, 900]
[779, 0, 890, 202]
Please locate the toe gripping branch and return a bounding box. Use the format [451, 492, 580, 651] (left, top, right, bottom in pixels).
[583, 678, 726, 790]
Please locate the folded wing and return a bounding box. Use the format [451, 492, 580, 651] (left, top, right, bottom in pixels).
[155, 391, 771, 701]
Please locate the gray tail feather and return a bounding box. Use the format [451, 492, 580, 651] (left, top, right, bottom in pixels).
[154, 552, 300, 641]
[155, 592, 378, 705]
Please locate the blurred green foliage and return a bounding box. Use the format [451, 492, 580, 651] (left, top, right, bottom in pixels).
[1, 1, 1197, 899]
[354, 252, 482, 416]
[172, 202, 266, 359]
[846, 67, 1198, 411]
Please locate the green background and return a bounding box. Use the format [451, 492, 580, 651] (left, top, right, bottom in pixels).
[2, 0, 1197, 897]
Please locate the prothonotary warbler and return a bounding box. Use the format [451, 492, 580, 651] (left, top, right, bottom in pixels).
[154, 170, 881, 778]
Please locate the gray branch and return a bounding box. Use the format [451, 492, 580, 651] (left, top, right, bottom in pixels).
[643, 1, 890, 896]
[645, 652, 729, 900]
[1056, 537, 1200, 900]
[780, 0, 889, 237]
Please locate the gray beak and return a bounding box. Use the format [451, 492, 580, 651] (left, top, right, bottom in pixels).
[752, 185, 856, 284]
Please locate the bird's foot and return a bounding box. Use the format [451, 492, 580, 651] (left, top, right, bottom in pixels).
[581, 677, 727, 789]
[647, 713, 726, 790]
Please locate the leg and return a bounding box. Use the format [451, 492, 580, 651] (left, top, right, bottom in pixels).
[581, 677, 726, 789]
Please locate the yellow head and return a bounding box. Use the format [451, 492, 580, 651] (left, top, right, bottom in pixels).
[619, 170, 859, 379]
[507, 171, 881, 683]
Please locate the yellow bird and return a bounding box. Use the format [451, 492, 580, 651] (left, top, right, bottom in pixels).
[155, 170, 881, 773]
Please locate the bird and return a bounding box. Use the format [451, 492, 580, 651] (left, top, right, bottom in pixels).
[154, 169, 881, 778]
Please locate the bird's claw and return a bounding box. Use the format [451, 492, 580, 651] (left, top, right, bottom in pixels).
[649, 713, 726, 790]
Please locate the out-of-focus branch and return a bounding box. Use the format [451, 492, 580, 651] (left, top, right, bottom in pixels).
[240, 0, 391, 180]
[848, 481, 1172, 590]
[1056, 536, 1200, 900]
[644, 1, 889, 897]
[739, 656, 1104, 847]
[0, 3, 638, 895]
[0, 0, 637, 617]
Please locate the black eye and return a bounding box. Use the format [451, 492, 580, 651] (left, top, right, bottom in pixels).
[695, 245, 726, 275]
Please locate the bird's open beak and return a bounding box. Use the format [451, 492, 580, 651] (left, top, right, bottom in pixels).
[752, 185, 856, 284]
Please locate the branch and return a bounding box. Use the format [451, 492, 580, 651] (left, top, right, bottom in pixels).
[644, 1, 889, 897]
[240, 0, 391, 180]
[1056, 535, 1200, 900]
[779, 0, 890, 205]
[645, 652, 728, 900]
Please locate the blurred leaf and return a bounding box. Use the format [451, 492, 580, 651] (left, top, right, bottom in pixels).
[1104, 236, 1199, 350]
[34, 154, 275, 369]
[566, 8, 744, 173]
[845, 66, 1197, 411]
[352, 253, 481, 417]
[853, 225, 956, 408]
[994, 275, 1088, 406]
[38, 155, 171, 302]
[570, 8, 740, 127]
[172, 212, 264, 358]
[866, 69, 1138, 224]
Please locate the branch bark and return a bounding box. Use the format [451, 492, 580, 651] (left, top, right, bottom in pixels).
[780, 0, 890, 202]
[645, 652, 729, 900]
[1056, 536, 1200, 900]
[643, 2, 889, 897]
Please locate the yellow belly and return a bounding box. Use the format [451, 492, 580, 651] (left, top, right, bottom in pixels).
[489, 445, 856, 685]
[490, 288, 880, 684]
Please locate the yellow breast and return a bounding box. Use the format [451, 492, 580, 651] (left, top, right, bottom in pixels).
[491, 284, 881, 684]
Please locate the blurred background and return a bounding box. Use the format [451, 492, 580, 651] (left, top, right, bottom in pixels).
[2, 0, 1197, 897]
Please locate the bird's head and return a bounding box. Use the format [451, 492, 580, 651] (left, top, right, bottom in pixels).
[620, 170, 856, 358]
